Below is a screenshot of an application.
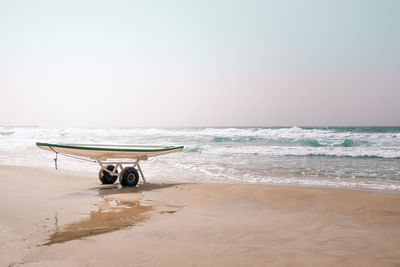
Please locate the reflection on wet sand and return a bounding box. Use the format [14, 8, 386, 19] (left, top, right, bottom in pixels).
[44, 198, 152, 245]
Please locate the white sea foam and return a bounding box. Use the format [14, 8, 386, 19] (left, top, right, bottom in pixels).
[200, 145, 400, 158]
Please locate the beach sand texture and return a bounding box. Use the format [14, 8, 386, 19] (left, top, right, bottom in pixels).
[1, 165, 400, 266]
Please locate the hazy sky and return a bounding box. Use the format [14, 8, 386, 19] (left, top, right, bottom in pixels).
[0, 0, 399, 127]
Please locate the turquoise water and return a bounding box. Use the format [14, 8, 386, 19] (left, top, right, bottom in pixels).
[0, 126, 399, 191]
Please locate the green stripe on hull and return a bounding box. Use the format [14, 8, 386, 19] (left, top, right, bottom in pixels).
[36, 142, 184, 152]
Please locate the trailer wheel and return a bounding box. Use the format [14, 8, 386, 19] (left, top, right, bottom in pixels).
[99, 165, 118, 184]
[119, 167, 139, 187]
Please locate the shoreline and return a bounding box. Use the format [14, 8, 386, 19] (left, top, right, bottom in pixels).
[1, 165, 400, 266]
[2, 163, 400, 195]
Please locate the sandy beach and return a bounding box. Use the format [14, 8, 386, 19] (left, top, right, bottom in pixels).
[1, 165, 400, 266]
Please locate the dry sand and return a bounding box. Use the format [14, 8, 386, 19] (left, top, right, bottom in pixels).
[1, 165, 400, 266]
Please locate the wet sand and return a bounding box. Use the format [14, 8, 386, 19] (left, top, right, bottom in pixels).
[1, 165, 400, 266]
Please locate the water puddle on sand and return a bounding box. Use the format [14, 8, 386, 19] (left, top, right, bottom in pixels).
[43, 197, 152, 245]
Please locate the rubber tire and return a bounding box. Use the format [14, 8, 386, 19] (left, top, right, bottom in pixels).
[99, 165, 118, 184]
[119, 167, 139, 187]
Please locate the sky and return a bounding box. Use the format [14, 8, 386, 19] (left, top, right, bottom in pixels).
[0, 0, 399, 127]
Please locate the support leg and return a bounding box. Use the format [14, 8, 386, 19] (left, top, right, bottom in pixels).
[135, 160, 147, 184]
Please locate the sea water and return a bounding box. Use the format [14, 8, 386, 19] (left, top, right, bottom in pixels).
[1, 126, 399, 191]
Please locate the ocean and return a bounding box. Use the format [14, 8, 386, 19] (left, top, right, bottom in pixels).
[1, 126, 399, 191]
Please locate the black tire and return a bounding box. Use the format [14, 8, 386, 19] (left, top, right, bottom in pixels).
[98, 165, 118, 184]
[119, 167, 139, 187]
